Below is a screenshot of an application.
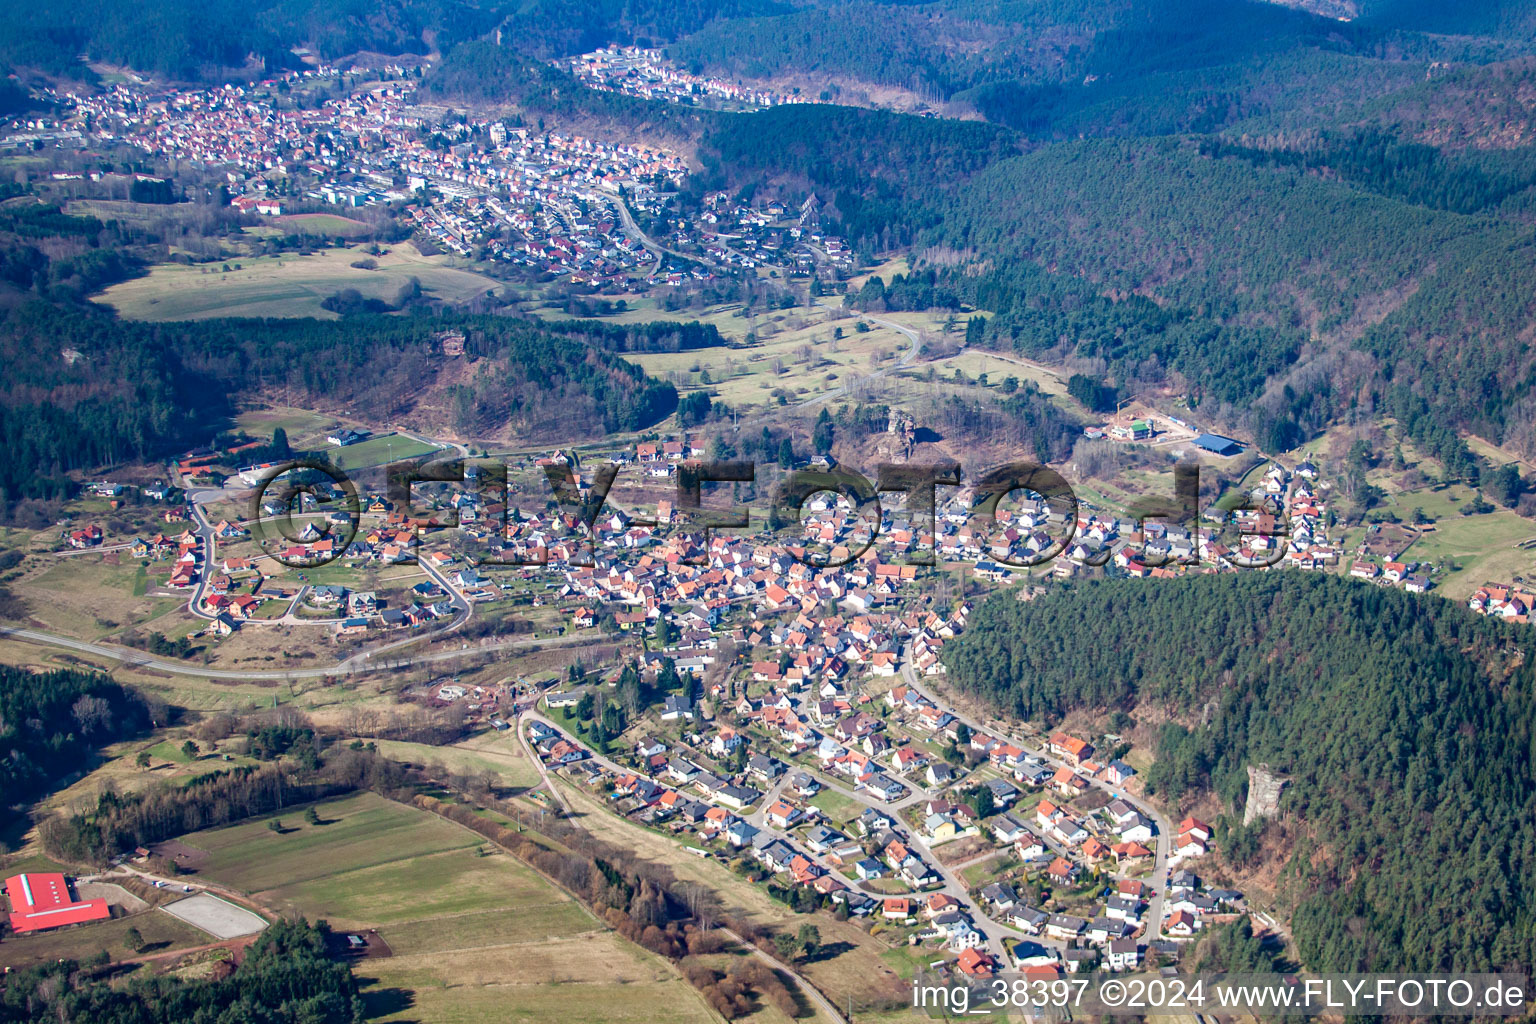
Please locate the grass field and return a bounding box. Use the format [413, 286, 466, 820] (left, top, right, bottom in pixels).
[185, 792, 478, 892]
[180, 791, 719, 1024]
[39, 738, 263, 817]
[806, 788, 863, 825]
[13, 554, 185, 641]
[1353, 454, 1536, 598]
[235, 407, 339, 449]
[92, 243, 500, 321]
[327, 433, 443, 472]
[532, 299, 922, 412]
[1398, 510, 1536, 599]
[373, 733, 542, 790]
[0, 906, 207, 969]
[267, 213, 375, 238]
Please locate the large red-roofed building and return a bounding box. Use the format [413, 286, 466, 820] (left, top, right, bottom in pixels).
[5, 873, 111, 933]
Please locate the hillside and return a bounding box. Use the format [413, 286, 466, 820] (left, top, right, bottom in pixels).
[0, 299, 684, 506]
[172, 313, 685, 442]
[0, 0, 784, 86]
[669, 0, 1529, 134]
[0, 0, 496, 82]
[943, 572, 1536, 972]
[926, 136, 1536, 457]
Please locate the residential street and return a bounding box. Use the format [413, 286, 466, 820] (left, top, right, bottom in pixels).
[515, 635, 1173, 968]
[898, 653, 1172, 940]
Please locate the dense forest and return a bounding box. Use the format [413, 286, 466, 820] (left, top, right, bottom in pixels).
[1201, 130, 1536, 215]
[900, 134, 1536, 456]
[0, 0, 515, 82]
[670, 0, 1486, 129]
[171, 312, 683, 439]
[491, 0, 786, 61]
[943, 572, 1536, 973]
[0, 0, 783, 87]
[695, 103, 1018, 252]
[0, 666, 154, 814]
[0, 919, 364, 1024]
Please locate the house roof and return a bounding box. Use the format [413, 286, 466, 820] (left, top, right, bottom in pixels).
[1192, 433, 1242, 456]
[4, 873, 110, 933]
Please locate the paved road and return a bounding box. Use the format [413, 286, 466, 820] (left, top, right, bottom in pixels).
[181, 470, 477, 644]
[779, 301, 924, 417]
[0, 625, 605, 681]
[185, 498, 219, 621]
[615, 197, 721, 279]
[721, 925, 849, 1024]
[733, 300, 926, 439]
[52, 541, 138, 558]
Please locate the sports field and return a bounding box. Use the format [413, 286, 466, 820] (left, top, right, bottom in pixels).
[92, 243, 500, 321]
[161, 893, 268, 938]
[180, 792, 719, 1024]
[326, 433, 443, 472]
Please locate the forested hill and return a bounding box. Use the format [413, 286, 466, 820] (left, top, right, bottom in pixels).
[942, 572, 1536, 973]
[0, 0, 783, 85]
[696, 105, 1019, 250]
[0, 665, 153, 814]
[0, 0, 499, 82]
[1, 299, 684, 506]
[925, 136, 1536, 462]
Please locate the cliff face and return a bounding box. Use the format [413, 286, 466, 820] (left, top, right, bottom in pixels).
[1244, 764, 1290, 825]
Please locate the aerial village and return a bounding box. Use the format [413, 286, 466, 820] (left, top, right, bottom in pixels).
[43, 411, 1525, 982]
[62, 437, 1427, 979]
[66, 413, 1487, 651]
[15, 58, 1505, 975]
[562, 47, 819, 109]
[32, 64, 853, 283]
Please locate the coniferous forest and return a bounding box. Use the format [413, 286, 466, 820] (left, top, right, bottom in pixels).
[944, 572, 1536, 973]
[0, 666, 154, 812]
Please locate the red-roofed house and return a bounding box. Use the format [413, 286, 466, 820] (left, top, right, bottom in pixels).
[1048, 732, 1094, 765]
[956, 948, 997, 976]
[1177, 817, 1212, 842]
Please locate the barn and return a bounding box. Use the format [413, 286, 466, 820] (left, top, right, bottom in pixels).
[5, 873, 111, 933]
[1192, 433, 1243, 457]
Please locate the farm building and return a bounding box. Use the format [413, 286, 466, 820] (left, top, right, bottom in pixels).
[4, 872, 111, 932]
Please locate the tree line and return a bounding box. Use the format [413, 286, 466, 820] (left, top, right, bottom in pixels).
[0, 918, 363, 1024]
